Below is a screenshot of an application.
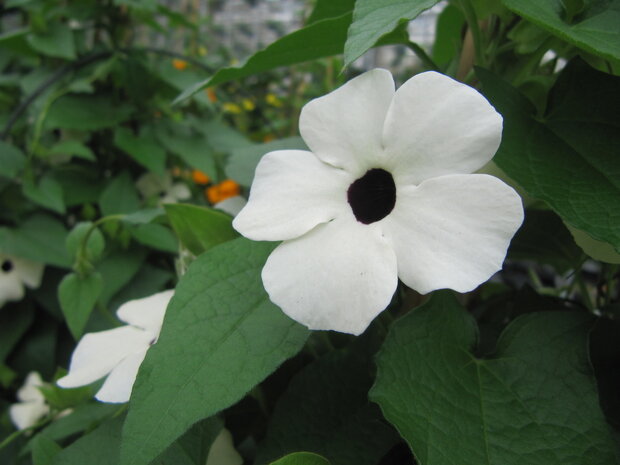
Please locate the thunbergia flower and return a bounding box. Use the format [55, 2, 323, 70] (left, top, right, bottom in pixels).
[0, 253, 44, 308]
[9, 372, 49, 430]
[57, 290, 174, 403]
[136, 172, 191, 205]
[233, 69, 524, 335]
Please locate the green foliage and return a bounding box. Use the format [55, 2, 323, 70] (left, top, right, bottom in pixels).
[371, 292, 618, 464]
[269, 452, 331, 465]
[58, 272, 103, 339]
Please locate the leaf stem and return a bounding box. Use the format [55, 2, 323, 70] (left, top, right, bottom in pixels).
[459, 0, 485, 67]
[406, 40, 440, 71]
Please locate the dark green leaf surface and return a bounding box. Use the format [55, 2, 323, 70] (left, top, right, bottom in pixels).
[0, 214, 70, 268]
[99, 172, 141, 216]
[58, 272, 103, 339]
[305, 0, 354, 24]
[114, 128, 166, 176]
[96, 248, 147, 306]
[269, 452, 331, 465]
[27, 22, 75, 60]
[129, 223, 178, 253]
[501, 0, 620, 61]
[0, 140, 26, 178]
[478, 61, 620, 252]
[165, 203, 238, 256]
[22, 175, 65, 214]
[46, 95, 133, 130]
[344, 0, 439, 66]
[371, 292, 619, 465]
[65, 222, 105, 263]
[32, 435, 61, 465]
[0, 303, 34, 362]
[120, 238, 309, 465]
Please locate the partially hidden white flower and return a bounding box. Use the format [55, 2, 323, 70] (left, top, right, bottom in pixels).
[0, 253, 44, 308]
[9, 372, 50, 430]
[214, 195, 247, 217]
[207, 428, 243, 465]
[57, 290, 174, 403]
[136, 172, 191, 205]
[233, 69, 524, 335]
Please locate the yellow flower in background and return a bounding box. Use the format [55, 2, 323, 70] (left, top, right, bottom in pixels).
[198, 46, 208, 56]
[192, 170, 210, 185]
[265, 93, 282, 107]
[222, 103, 242, 114]
[206, 179, 241, 204]
[172, 59, 188, 71]
[242, 98, 255, 111]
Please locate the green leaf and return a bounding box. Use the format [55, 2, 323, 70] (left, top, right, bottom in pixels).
[344, 0, 439, 66]
[58, 272, 103, 339]
[508, 209, 582, 272]
[96, 248, 146, 307]
[173, 14, 354, 104]
[65, 222, 106, 263]
[370, 292, 619, 465]
[27, 22, 75, 60]
[156, 122, 217, 177]
[114, 127, 166, 176]
[49, 140, 96, 162]
[121, 208, 165, 225]
[477, 60, 620, 253]
[269, 452, 331, 465]
[120, 238, 309, 465]
[566, 223, 620, 264]
[227, 137, 307, 186]
[31, 435, 62, 465]
[0, 214, 70, 268]
[201, 120, 252, 153]
[23, 175, 66, 214]
[501, 0, 620, 61]
[0, 140, 26, 178]
[99, 172, 141, 217]
[165, 203, 238, 256]
[46, 95, 133, 131]
[129, 223, 178, 253]
[305, 0, 354, 24]
[256, 337, 398, 465]
[432, 4, 465, 66]
[0, 304, 34, 362]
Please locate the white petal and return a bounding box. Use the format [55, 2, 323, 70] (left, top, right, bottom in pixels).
[116, 289, 174, 334]
[233, 150, 351, 241]
[161, 183, 191, 204]
[262, 216, 398, 335]
[206, 429, 243, 465]
[382, 71, 503, 185]
[16, 372, 45, 403]
[9, 401, 49, 430]
[95, 349, 148, 403]
[299, 69, 395, 176]
[57, 326, 152, 389]
[383, 174, 524, 294]
[136, 172, 166, 198]
[214, 195, 247, 217]
[0, 271, 25, 307]
[12, 257, 44, 289]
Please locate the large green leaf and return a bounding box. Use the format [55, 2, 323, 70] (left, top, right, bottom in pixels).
[31, 435, 61, 465]
[58, 272, 103, 339]
[305, 0, 354, 24]
[501, 0, 620, 61]
[478, 60, 620, 252]
[256, 336, 398, 465]
[0, 214, 70, 268]
[371, 292, 619, 465]
[344, 0, 439, 66]
[165, 203, 238, 256]
[114, 127, 166, 175]
[46, 95, 133, 130]
[120, 238, 309, 465]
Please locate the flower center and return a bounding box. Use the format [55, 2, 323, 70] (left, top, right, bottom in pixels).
[347, 168, 396, 224]
[1, 260, 13, 273]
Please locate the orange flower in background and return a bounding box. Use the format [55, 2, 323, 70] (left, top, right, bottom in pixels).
[192, 170, 210, 185]
[263, 134, 275, 143]
[206, 87, 217, 103]
[206, 179, 240, 204]
[172, 59, 188, 70]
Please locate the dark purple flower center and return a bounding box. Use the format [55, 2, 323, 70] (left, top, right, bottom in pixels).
[347, 168, 396, 224]
[1, 260, 13, 273]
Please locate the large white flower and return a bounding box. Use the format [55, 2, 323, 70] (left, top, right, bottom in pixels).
[233, 69, 524, 335]
[9, 372, 49, 430]
[0, 253, 44, 308]
[57, 290, 174, 403]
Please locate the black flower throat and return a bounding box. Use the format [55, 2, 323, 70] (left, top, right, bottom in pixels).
[347, 168, 396, 225]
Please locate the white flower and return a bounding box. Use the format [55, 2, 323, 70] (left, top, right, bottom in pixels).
[136, 172, 191, 205]
[0, 254, 44, 308]
[57, 290, 174, 403]
[214, 195, 247, 217]
[9, 372, 50, 430]
[207, 428, 243, 465]
[233, 69, 524, 335]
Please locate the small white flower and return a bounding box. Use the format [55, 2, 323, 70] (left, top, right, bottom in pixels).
[57, 290, 174, 403]
[234, 69, 524, 335]
[214, 195, 247, 217]
[0, 254, 44, 308]
[9, 372, 50, 430]
[136, 172, 191, 205]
